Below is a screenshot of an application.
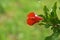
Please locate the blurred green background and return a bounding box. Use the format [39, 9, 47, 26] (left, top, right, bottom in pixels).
[0, 0, 60, 40]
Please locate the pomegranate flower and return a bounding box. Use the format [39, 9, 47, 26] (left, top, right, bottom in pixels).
[27, 12, 43, 26]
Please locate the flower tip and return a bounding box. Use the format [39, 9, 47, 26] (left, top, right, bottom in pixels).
[39, 17, 43, 20]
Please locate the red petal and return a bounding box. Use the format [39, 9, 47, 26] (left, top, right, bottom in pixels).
[27, 19, 36, 26]
[35, 16, 43, 21]
[27, 12, 35, 18]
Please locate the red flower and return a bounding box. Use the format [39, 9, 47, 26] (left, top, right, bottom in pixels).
[27, 12, 43, 26]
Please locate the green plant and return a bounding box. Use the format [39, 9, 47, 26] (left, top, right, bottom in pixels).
[39, 2, 60, 40]
[27, 2, 60, 40]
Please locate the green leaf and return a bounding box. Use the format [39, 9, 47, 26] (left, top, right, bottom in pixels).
[43, 6, 49, 16]
[43, 6, 49, 22]
[51, 2, 57, 17]
[50, 2, 59, 24]
[44, 24, 51, 28]
[45, 32, 59, 40]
